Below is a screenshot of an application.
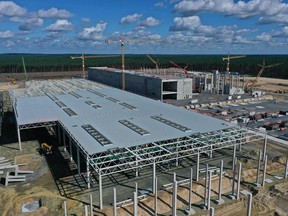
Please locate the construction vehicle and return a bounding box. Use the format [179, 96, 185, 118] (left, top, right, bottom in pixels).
[38, 143, 52, 155]
[106, 34, 160, 90]
[245, 59, 282, 92]
[146, 54, 160, 74]
[169, 60, 189, 77]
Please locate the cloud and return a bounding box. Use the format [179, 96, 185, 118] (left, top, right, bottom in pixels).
[78, 21, 107, 40]
[120, 13, 142, 24]
[0, 1, 26, 17]
[38, 7, 73, 19]
[155, 2, 166, 8]
[0, 30, 14, 38]
[173, 0, 288, 24]
[256, 33, 272, 42]
[81, 17, 91, 22]
[10, 16, 44, 31]
[169, 16, 201, 31]
[44, 19, 73, 31]
[139, 17, 160, 27]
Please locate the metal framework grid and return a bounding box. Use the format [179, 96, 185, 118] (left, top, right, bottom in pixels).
[89, 126, 263, 176]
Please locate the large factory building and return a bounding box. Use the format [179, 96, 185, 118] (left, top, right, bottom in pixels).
[88, 67, 193, 100]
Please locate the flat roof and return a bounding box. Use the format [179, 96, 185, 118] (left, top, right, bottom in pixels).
[13, 79, 236, 155]
[89, 67, 192, 80]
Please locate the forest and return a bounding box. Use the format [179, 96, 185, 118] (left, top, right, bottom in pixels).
[0, 54, 287, 79]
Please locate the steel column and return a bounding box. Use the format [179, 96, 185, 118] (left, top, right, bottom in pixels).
[113, 188, 117, 216]
[256, 151, 261, 186]
[262, 155, 267, 187]
[172, 180, 177, 216]
[87, 156, 90, 189]
[196, 152, 199, 181]
[210, 207, 215, 216]
[99, 172, 103, 209]
[263, 134, 267, 161]
[188, 168, 193, 212]
[236, 163, 242, 200]
[84, 205, 88, 216]
[247, 193, 252, 216]
[232, 157, 237, 196]
[64, 200, 67, 216]
[133, 191, 137, 216]
[153, 161, 156, 194]
[207, 170, 212, 210]
[69, 137, 72, 162]
[216, 160, 224, 204]
[285, 157, 288, 179]
[204, 164, 208, 206]
[77, 144, 80, 175]
[17, 127, 22, 151]
[89, 194, 93, 216]
[154, 177, 157, 216]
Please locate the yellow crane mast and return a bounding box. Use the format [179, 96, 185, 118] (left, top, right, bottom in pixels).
[146, 54, 159, 74]
[222, 53, 246, 81]
[106, 34, 159, 90]
[70, 52, 118, 79]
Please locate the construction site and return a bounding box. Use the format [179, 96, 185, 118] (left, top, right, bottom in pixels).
[0, 53, 288, 216]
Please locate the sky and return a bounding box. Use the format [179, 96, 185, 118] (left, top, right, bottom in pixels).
[1, 0, 288, 54]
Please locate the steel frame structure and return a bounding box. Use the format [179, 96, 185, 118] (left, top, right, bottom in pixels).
[89, 127, 262, 176]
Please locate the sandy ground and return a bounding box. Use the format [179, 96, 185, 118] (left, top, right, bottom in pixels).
[245, 77, 288, 93]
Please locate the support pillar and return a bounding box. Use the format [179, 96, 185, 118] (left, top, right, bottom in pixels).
[89, 194, 93, 216]
[285, 157, 288, 179]
[232, 145, 236, 172]
[17, 127, 22, 151]
[135, 156, 139, 177]
[99, 172, 103, 209]
[84, 205, 88, 216]
[58, 124, 61, 145]
[262, 155, 267, 187]
[204, 164, 208, 207]
[153, 161, 156, 194]
[247, 193, 252, 216]
[77, 144, 80, 175]
[63, 130, 66, 152]
[86, 156, 90, 189]
[216, 160, 225, 204]
[209, 145, 213, 159]
[133, 191, 137, 216]
[64, 201, 67, 216]
[255, 150, 261, 186]
[175, 143, 179, 166]
[186, 168, 195, 215]
[196, 152, 199, 181]
[207, 170, 212, 210]
[69, 137, 72, 162]
[154, 177, 157, 216]
[231, 157, 237, 197]
[236, 163, 242, 200]
[210, 207, 215, 216]
[113, 188, 117, 216]
[172, 180, 177, 216]
[263, 134, 267, 161]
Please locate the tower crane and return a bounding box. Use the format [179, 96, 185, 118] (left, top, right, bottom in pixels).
[246, 59, 282, 91]
[105, 34, 159, 90]
[222, 53, 246, 81]
[70, 52, 118, 79]
[169, 60, 189, 77]
[146, 54, 159, 74]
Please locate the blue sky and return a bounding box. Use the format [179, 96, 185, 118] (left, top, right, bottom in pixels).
[1, 0, 288, 54]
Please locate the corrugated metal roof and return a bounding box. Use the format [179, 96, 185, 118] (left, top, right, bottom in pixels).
[14, 79, 236, 155]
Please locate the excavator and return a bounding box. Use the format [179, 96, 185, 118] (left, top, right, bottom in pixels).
[38, 143, 53, 155]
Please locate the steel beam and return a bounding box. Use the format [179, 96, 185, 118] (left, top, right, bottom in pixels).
[113, 188, 117, 216]
[216, 160, 225, 204]
[256, 150, 261, 186]
[154, 177, 158, 216]
[133, 191, 137, 216]
[153, 161, 156, 194]
[90, 194, 93, 216]
[207, 170, 212, 210]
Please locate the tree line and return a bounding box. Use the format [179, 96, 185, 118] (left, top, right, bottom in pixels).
[0, 54, 287, 79]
